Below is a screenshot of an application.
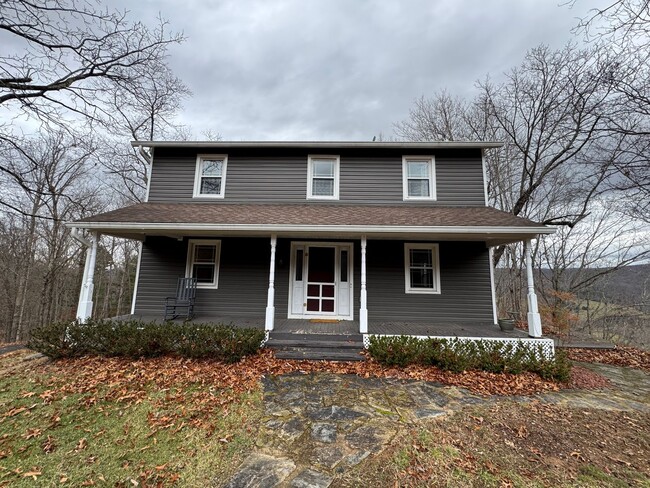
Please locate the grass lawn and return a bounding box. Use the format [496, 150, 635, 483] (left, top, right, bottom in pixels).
[337, 402, 650, 487]
[0, 350, 262, 487]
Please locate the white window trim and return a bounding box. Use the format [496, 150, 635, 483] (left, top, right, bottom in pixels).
[307, 155, 340, 200]
[404, 243, 441, 294]
[185, 239, 221, 289]
[193, 154, 228, 198]
[402, 156, 436, 201]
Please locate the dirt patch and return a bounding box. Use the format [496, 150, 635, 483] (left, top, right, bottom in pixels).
[337, 403, 650, 487]
[567, 346, 650, 373]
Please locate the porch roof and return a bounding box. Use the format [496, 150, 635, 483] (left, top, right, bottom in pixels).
[69, 203, 554, 245]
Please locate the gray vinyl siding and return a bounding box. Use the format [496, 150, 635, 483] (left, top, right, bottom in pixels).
[135, 236, 270, 317]
[147, 148, 485, 206]
[134, 237, 493, 325]
[366, 240, 494, 324]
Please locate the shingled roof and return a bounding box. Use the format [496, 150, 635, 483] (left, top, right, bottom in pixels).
[70, 203, 554, 244]
[76, 203, 545, 229]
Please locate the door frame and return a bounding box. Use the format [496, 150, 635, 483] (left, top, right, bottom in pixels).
[287, 241, 354, 320]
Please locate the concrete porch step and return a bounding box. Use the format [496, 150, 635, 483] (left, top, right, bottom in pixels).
[266, 331, 365, 361]
[273, 348, 365, 361]
[268, 332, 363, 342]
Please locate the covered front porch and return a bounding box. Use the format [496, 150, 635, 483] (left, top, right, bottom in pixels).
[68, 202, 555, 344]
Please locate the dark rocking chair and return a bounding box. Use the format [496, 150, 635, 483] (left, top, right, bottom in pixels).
[164, 277, 197, 320]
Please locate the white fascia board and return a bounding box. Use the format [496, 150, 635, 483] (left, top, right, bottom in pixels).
[66, 221, 556, 236]
[130, 141, 504, 149]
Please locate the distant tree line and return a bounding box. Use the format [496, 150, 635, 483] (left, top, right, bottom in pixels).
[0, 0, 190, 341]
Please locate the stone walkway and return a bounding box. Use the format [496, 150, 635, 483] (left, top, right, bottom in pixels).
[219, 362, 650, 488]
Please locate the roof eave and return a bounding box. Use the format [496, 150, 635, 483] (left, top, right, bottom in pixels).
[130, 140, 504, 149]
[66, 222, 553, 246]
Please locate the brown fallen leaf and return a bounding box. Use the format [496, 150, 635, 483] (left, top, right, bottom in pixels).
[75, 438, 88, 451]
[22, 470, 42, 480]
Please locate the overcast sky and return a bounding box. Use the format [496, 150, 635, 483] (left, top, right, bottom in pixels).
[108, 1, 609, 140]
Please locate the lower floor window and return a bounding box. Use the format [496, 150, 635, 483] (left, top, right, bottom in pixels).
[404, 243, 440, 294]
[186, 239, 221, 288]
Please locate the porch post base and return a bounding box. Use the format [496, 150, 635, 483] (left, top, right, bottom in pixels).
[265, 307, 275, 331]
[76, 296, 93, 323]
[527, 308, 542, 337]
[359, 309, 368, 334]
[527, 292, 542, 337]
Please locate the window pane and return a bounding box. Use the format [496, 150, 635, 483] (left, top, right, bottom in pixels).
[200, 177, 222, 194]
[295, 250, 303, 281]
[322, 285, 335, 297]
[193, 264, 215, 283]
[307, 298, 319, 312]
[410, 268, 433, 288]
[410, 249, 432, 267]
[312, 160, 335, 177]
[307, 284, 320, 297]
[308, 247, 335, 282]
[407, 161, 429, 178]
[312, 178, 334, 196]
[340, 250, 348, 282]
[408, 179, 429, 197]
[195, 245, 216, 263]
[201, 159, 223, 176]
[322, 299, 335, 312]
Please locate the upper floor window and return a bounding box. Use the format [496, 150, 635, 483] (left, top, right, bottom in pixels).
[404, 243, 440, 294]
[402, 156, 436, 200]
[193, 155, 227, 198]
[307, 155, 340, 200]
[186, 239, 221, 288]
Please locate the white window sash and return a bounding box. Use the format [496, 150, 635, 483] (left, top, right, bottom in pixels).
[186, 239, 221, 289]
[404, 243, 440, 294]
[402, 156, 436, 201]
[307, 155, 340, 200]
[193, 155, 228, 198]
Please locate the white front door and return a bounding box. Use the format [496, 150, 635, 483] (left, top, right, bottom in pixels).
[289, 242, 353, 320]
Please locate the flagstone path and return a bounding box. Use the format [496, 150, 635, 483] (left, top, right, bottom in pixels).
[219, 362, 650, 488]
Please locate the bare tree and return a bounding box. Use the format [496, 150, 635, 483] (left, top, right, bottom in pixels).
[97, 62, 192, 202]
[573, 0, 650, 221]
[0, 0, 183, 123]
[0, 129, 104, 341]
[0, 0, 184, 213]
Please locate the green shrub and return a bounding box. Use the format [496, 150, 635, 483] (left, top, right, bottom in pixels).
[367, 335, 424, 366]
[367, 335, 571, 382]
[28, 319, 265, 363]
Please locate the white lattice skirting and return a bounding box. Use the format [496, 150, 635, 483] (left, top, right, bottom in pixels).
[363, 334, 555, 359]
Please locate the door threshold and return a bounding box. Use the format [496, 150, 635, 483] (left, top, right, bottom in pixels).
[309, 319, 341, 323]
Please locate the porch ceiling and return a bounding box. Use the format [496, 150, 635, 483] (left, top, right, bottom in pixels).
[67, 202, 554, 245]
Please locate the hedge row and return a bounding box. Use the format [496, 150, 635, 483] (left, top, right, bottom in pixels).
[368, 335, 571, 382]
[28, 319, 265, 363]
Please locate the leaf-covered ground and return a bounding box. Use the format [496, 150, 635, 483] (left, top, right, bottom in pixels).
[337, 402, 650, 487]
[0, 350, 262, 486]
[567, 345, 650, 373]
[0, 348, 617, 486]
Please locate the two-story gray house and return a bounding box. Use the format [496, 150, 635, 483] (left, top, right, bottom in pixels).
[69, 141, 555, 358]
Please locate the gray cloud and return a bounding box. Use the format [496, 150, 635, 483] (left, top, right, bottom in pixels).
[32, 0, 614, 140]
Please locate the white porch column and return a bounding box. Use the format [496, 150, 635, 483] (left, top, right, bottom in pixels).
[360, 235, 368, 333]
[525, 239, 542, 337]
[265, 234, 277, 331]
[76, 232, 99, 322]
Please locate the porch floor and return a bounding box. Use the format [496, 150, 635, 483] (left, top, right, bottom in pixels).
[122, 314, 532, 339]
